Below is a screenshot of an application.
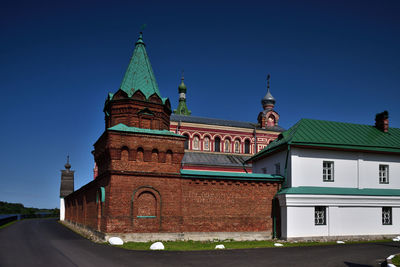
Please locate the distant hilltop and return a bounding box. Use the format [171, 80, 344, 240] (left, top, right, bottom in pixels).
[0, 201, 59, 216]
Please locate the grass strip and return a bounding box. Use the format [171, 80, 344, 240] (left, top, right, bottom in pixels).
[0, 220, 17, 230]
[118, 239, 392, 251]
[392, 255, 400, 266]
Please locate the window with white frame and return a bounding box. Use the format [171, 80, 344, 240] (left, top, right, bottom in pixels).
[234, 140, 240, 153]
[315, 206, 326, 225]
[193, 136, 200, 150]
[323, 161, 334, 182]
[382, 207, 392, 225]
[275, 163, 281, 175]
[379, 164, 389, 184]
[204, 137, 210, 151]
[224, 139, 230, 152]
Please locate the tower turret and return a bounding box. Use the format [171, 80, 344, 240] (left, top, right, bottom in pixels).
[258, 74, 280, 128]
[174, 73, 191, 116]
[60, 156, 74, 221]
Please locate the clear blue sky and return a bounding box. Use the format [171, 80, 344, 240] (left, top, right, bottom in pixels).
[1, 0, 399, 208]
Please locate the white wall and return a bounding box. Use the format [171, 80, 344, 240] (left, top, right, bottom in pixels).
[359, 153, 400, 189]
[253, 150, 287, 176]
[291, 147, 358, 188]
[60, 198, 65, 221]
[290, 147, 400, 189]
[279, 194, 400, 239]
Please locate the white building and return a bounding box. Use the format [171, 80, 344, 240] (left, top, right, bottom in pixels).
[249, 111, 400, 240]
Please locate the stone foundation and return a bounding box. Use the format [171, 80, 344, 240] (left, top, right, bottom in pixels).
[286, 234, 398, 242]
[61, 220, 272, 242]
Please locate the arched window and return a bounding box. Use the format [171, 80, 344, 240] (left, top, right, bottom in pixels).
[267, 115, 275, 127]
[204, 137, 210, 151]
[224, 139, 230, 152]
[183, 134, 189, 149]
[244, 139, 250, 154]
[214, 137, 221, 152]
[234, 140, 240, 153]
[121, 147, 129, 161]
[166, 150, 173, 164]
[151, 149, 159, 162]
[136, 147, 144, 161]
[193, 136, 200, 150]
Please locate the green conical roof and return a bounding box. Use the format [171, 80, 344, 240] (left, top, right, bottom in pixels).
[119, 33, 162, 98]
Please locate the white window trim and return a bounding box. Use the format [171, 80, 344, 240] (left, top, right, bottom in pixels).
[315, 206, 326, 225]
[379, 164, 389, 184]
[323, 161, 334, 182]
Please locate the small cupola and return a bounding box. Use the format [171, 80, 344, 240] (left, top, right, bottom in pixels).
[375, 110, 389, 132]
[261, 74, 276, 110]
[178, 77, 187, 94]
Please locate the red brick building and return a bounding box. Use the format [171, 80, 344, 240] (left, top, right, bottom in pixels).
[63, 33, 283, 241]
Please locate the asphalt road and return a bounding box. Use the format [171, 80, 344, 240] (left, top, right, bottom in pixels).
[0, 218, 399, 267]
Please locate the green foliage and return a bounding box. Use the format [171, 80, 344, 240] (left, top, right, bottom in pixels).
[0, 201, 59, 216]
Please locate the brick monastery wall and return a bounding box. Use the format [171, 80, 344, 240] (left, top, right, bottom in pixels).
[65, 173, 280, 235]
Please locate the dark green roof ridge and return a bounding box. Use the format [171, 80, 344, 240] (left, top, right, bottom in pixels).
[278, 186, 400, 196]
[108, 123, 184, 137]
[249, 118, 400, 161]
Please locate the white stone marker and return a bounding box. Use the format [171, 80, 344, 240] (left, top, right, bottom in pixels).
[109, 237, 124, 245]
[150, 242, 165, 250]
[215, 244, 225, 249]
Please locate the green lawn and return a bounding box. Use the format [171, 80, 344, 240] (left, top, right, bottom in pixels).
[118, 239, 391, 251]
[391, 254, 400, 266]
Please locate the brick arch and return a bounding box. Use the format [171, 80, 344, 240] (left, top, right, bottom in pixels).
[131, 186, 162, 229]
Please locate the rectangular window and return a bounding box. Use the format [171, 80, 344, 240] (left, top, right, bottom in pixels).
[379, 165, 389, 184]
[315, 206, 326, 225]
[382, 207, 392, 225]
[261, 167, 267, 174]
[323, 161, 334, 182]
[275, 163, 281, 175]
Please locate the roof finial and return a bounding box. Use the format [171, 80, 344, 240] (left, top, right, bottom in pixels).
[181, 69, 184, 81]
[65, 155, 71, 170]
[267, 73, 271, 91]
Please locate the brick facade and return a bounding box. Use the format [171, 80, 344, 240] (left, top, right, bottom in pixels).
[63, 33, 283, 241]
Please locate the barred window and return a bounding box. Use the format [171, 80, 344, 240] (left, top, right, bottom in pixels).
[382, 207, 392, 225]
[323, 161, 334, 182]
[379, 165, 389, 184]
[315, 206, 326, 225]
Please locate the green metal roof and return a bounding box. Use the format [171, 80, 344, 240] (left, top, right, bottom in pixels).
[249, 118, 400, 161]
[180, 169, 284, 181]
[108, 123, 184, 137]
[119, 33, 162, 99]
[278, 186, 400, 196]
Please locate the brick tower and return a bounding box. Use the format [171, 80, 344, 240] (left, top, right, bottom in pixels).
[60, 156, 74, 221]
[92, 33, 186, 233]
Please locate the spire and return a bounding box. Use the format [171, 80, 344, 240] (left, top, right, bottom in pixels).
[261, 74, 276, 109]
[64, 155, 71, 170]
[119, 32, 162, 99]
[174, 71, 191, 116]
